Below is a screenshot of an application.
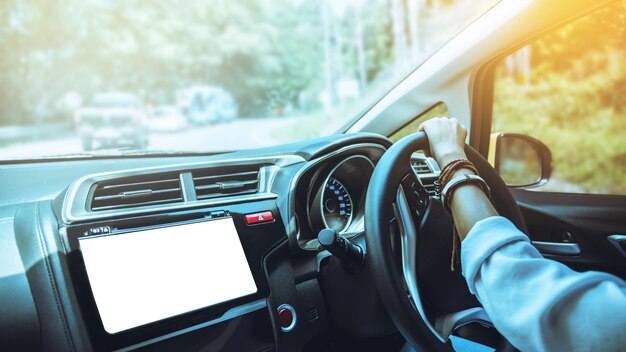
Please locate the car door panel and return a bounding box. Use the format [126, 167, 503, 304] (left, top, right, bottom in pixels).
[512, 189, 626, 280]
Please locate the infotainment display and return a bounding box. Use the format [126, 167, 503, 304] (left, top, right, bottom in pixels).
[78, 217, 257, 334]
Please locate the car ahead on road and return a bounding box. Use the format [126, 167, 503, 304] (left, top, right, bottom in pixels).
[1, 1, 625, 352]
[177, 86, 238, 125]
[75, 92, 149, 150]
[148, 106, 187, 132]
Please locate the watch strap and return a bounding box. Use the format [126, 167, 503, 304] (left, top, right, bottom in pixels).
[441, 174, 490, 213]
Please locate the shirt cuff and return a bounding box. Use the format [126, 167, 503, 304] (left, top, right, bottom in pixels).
[461, 216, 529, 294]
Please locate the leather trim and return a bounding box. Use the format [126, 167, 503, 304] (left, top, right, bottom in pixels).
[33, 202, 75, 351]
[14, 202, 92, 352]
[0, 217, 40, 351]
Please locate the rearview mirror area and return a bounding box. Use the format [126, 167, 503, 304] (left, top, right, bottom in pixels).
[490, 133, 552, 188]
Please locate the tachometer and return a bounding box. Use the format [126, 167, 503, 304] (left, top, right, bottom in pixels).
[321, 177, 353, 233]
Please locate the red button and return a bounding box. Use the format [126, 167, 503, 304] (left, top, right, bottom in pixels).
[278, 307, 293, 329]
[244, 211, 274, 225]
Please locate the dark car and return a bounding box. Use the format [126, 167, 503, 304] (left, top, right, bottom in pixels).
[75, 92, 149, 150]
[178, 86, 238, 125]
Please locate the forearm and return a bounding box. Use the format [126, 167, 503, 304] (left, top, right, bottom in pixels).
[442, 164, 497, 241]
[419, 119, 626, 351]
[418, 119, 497, 237]
[463, 217, 626, 352]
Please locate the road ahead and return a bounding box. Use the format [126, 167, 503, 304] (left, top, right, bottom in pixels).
[1, 117, 304, 160]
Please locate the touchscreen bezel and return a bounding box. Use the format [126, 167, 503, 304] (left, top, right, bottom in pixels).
[64, 206, 278, 351]
[79, 217, 258, 334]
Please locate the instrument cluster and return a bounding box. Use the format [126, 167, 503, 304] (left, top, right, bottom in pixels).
[297, 153, 377, 250]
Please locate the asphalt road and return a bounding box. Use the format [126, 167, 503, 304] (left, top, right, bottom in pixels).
[1, 117, 303, 160]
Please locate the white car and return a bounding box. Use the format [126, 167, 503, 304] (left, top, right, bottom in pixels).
[148, 106, 187, 132]
[75, 92, 149, 150]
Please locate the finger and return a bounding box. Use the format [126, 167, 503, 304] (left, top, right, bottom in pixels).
[417, 120, 433, 155]
[418, 116, 441, 131]
[417, 119, 431, 132]
[418, 117, 436, 131]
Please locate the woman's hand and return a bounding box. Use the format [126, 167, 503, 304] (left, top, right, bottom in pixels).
[418, 117, 468, 168]
[418, 117, 497, 240]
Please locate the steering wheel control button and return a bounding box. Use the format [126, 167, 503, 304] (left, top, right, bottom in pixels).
[244, 211, 274, 225]
[277, 304, 297, 332]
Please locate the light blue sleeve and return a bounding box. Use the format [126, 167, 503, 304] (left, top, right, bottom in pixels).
[461, 216, 626, 352]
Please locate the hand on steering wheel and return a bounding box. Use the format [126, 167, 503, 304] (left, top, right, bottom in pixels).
[363, 124, 526, 351]
[418, 117, 469, 168]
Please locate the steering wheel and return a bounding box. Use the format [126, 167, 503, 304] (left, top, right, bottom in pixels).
[364, 132, 527, 351]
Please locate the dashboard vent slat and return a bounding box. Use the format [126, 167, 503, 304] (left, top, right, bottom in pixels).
[93, 188, 182, 201]
[193, 170, 259, 182]
[411, 159, 438, 197]
[411, 160, 432, 175]
[192, 167, 260, 200]
[91, 172, 183, 211]
[91, 197, 185, 211]
[420, 176, 438, 197]
[99, 178, 178, 190]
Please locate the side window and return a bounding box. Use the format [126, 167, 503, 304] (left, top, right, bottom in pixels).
[492, 1, 626, 196]
[389, 102, 448, 143]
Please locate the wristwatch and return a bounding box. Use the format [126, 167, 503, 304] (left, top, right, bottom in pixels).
[440, 173, 490, 213]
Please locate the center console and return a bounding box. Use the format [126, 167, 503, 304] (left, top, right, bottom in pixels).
[63, 200, 284, 351]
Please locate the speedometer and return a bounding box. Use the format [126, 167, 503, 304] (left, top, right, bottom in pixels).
[321, 177, 353, 233]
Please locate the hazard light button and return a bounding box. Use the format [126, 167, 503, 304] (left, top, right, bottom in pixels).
[244, 211, 274, 225]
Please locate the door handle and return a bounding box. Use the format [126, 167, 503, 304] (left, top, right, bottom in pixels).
[608, 235, 626, 258]
[532, 241, 581, 256]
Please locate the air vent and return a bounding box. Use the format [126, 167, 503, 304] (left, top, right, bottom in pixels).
[91, 172, 183, 211]
[411, 160, 431, 174]
[411, 159, 438, 197]
[307, 307, 319, 322]
[192, 167, 260, 200]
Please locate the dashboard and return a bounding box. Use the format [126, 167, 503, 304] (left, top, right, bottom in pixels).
[0, 133, 439, 351]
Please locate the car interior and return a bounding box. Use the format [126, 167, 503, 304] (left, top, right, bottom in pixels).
[1, 0, 625, 351]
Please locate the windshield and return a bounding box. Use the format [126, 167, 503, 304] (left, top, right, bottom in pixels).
[0, 0, 499, 160]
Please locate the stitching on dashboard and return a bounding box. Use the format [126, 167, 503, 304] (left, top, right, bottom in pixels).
[34, 203, 75, 352]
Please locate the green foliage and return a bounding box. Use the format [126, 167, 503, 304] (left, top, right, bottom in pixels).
[0, 0, 327, 122]
[0, 0, 500, 129]
[493, 1, 626, 195]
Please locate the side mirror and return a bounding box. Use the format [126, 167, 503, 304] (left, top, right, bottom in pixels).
[490, 133, 552, 188]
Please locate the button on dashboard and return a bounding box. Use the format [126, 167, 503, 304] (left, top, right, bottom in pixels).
[244, 211, 274, 225]
[277, 304, 296, 332]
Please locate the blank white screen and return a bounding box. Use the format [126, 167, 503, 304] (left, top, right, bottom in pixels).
[79, 217, 257, 334]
